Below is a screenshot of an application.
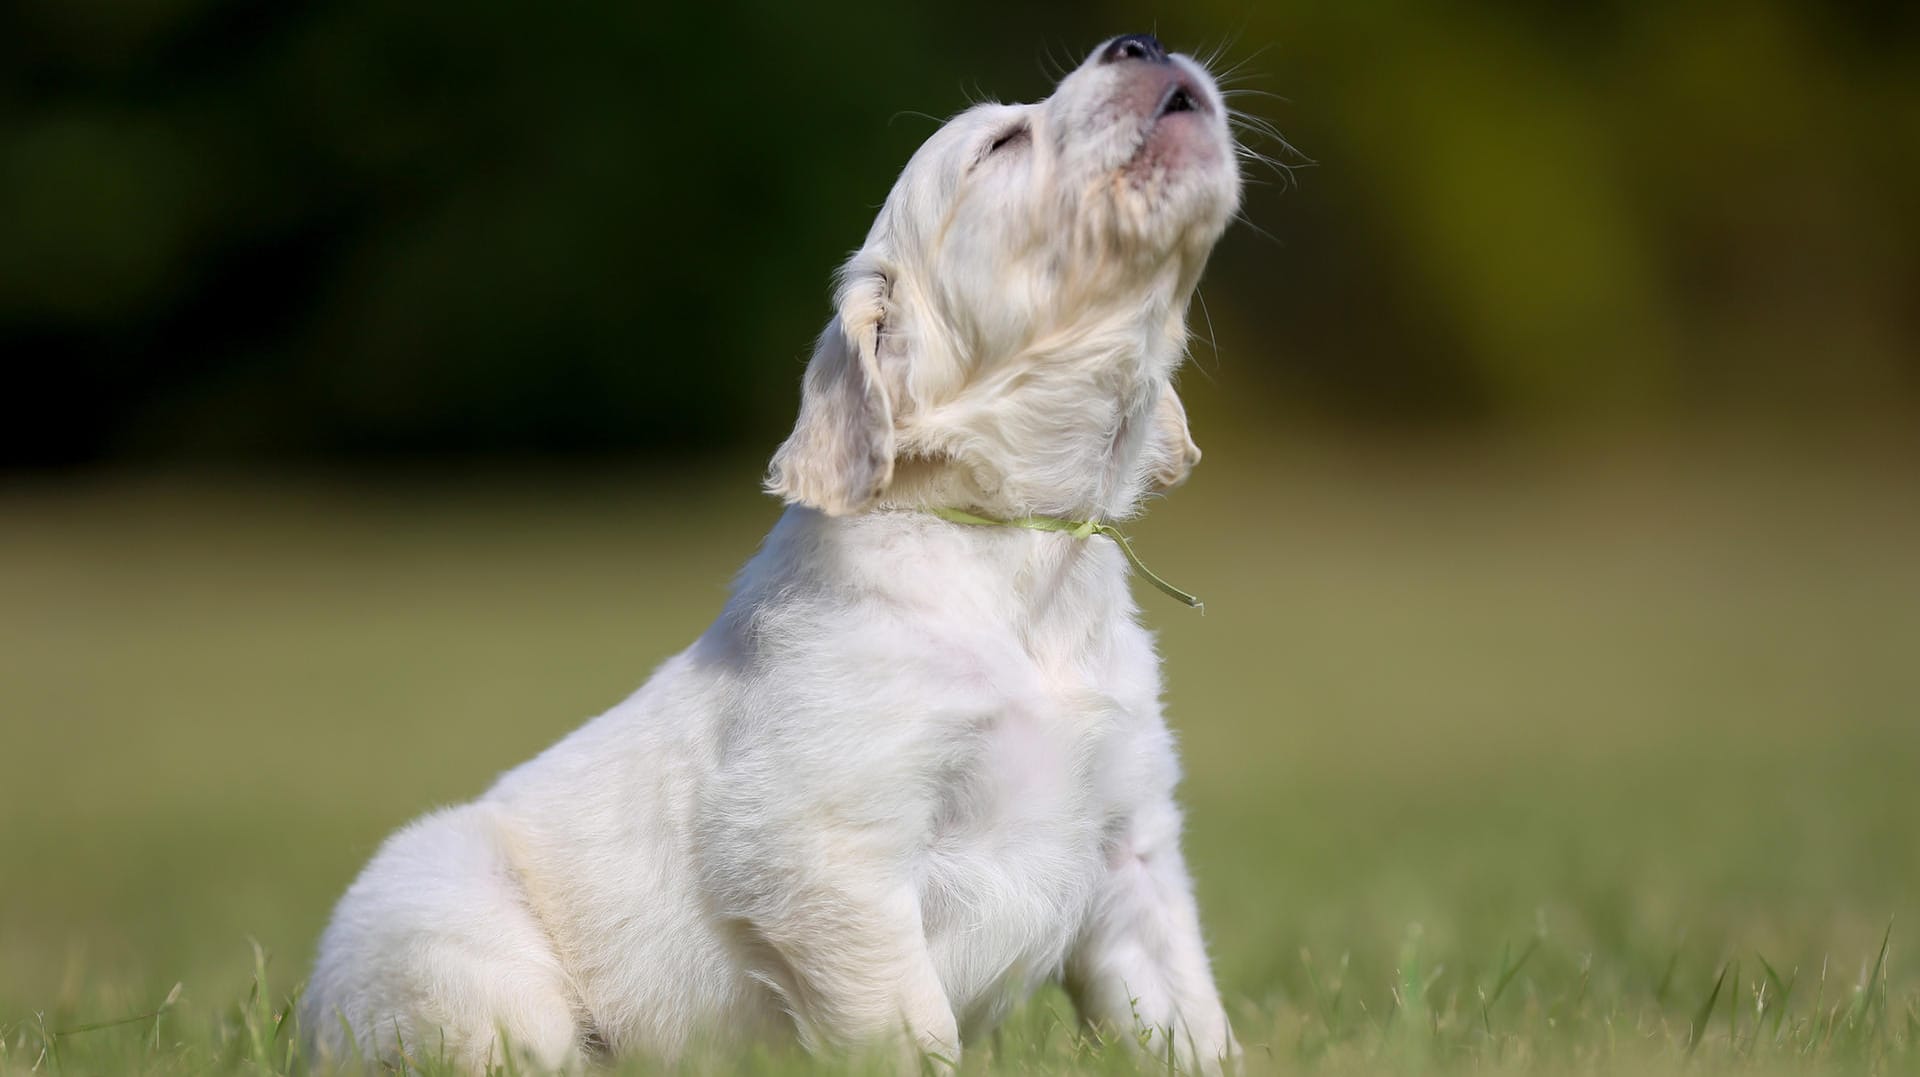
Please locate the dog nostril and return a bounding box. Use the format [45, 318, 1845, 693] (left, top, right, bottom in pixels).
[1164, 87, 1195, 114]
[1101, 33, 1168, 65]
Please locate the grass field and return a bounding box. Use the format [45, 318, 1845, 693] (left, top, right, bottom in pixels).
[2, 435, 1917, 1074]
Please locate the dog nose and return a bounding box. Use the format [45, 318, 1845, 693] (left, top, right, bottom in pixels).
[1101, 33, 1168, 65]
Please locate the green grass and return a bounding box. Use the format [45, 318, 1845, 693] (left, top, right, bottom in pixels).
[2, 435, 1917, 1074]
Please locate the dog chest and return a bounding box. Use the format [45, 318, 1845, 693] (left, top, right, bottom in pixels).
[916, 676, 1137, 1026]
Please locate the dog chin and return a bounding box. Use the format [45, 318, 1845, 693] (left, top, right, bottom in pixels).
[1126, 112, 1225, 183]
[1113, 130, 1235, 248]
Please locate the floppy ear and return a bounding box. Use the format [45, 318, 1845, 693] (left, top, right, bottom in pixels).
[1146, 385, 1202, 490]
[765, 273, 896, 515]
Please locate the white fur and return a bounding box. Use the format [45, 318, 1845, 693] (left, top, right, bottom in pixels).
[306, 36, 1241, 1073]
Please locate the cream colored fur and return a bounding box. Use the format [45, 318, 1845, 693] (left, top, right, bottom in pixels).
[305, 35, 1242, 1074]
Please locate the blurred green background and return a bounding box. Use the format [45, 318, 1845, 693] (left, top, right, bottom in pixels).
[2, 0, 1918, 1069]
[4, 0, 1916, 462]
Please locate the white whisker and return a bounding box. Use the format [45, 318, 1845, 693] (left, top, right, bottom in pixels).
[1189, 284, 1222, 381]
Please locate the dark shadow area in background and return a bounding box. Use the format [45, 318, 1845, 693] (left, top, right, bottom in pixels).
[2, 1, 1916, 469]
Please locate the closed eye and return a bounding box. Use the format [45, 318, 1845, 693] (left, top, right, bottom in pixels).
[985, 123, 1030, 156]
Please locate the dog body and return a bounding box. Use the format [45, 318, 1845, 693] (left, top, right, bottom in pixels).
[307, 33, 1242, 1072]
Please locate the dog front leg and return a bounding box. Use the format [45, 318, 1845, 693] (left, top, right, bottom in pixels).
[1065, 795, 1235, 1073]
[748, 881, 959, 1070]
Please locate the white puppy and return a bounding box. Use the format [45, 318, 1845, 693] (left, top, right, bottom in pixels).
[305, 32, 1242, 1073]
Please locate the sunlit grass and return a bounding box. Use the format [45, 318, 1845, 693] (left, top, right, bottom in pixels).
[2, 435, 1916, 1073]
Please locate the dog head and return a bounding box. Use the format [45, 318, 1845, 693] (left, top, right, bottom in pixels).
[769, 34, 1240, 519]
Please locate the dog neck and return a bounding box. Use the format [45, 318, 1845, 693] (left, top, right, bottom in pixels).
[879, 296, 1187, 522]
[879, 383, 1161, 522]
